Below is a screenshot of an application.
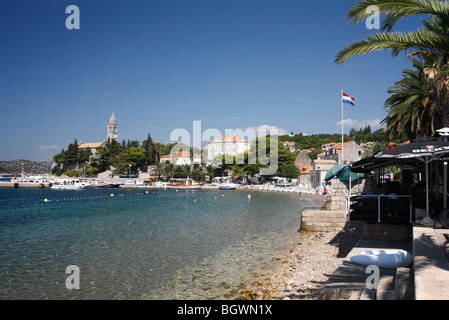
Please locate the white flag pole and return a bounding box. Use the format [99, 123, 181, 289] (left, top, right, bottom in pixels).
[341, 89, 344, 165]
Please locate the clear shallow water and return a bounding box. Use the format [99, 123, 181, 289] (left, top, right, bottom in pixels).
[0, 188, 320, 299]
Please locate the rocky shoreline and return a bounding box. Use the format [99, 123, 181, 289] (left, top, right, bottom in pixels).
[236, 194, 364, 300]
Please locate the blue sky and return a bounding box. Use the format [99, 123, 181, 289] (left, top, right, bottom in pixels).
[1, 0, 422, 161]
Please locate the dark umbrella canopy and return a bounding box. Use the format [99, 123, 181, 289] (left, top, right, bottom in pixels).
[352, 137, 449, 172]
[375, 137, 449, 161]
[351, 136, 449, 216]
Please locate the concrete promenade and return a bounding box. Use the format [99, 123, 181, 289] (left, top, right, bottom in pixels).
[413, 226, 449, 300]
[319, 224, 449, 300]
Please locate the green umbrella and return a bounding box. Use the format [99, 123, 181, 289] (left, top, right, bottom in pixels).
[338, 165, 365, 182]
[325, 164, 364, 182]
[324, 164, 346, 182]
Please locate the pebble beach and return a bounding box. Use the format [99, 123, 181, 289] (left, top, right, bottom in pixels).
[236, 194, 364, 300]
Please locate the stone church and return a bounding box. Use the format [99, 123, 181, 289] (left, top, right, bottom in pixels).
[78, 113, 118, 158]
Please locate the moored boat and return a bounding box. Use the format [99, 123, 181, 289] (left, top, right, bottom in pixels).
[50, 179, 91, 190]
[91, 180, 123, 188]
[218, 183, 237, 190]
[166, 178, 202, 190]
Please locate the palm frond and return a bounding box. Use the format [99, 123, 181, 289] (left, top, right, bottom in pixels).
[347, 0, 449, 31]
[335, 29, 449, 65]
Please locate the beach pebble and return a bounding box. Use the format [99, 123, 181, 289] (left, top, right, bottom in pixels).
[238, 220, 363, 300]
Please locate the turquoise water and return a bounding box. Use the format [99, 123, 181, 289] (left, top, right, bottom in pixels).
[0, 188, 319, 299]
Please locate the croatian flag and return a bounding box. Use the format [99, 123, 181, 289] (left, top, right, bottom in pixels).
[342, 92, 356, 106]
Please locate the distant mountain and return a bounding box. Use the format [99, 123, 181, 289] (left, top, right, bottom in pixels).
[0, 159, 52, 175]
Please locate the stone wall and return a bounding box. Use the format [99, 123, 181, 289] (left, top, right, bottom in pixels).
[300, 209, 347, 232]
[330, 178, 367, 211]
[300, 177, 367, 233]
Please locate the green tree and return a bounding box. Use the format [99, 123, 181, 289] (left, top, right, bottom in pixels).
[280, 163, 301, 179]
[124, 147, 146, 172]
[53, 149, 66, 164]
[276, 139, 297, 174]
[142, 133, 154, 166]
[78, 147, 92, 164]
[51, 165, 64, 176]
[65, 139, 79, 163]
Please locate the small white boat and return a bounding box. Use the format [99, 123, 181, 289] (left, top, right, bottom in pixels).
[50, 179, 91, 190]
[219, 183, 237, 190]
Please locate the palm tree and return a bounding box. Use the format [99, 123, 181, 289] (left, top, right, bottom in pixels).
[163, 162, 174, 179]
[335, 0, 449, 126]
[205, 164, 215, 181]
[154, 144, 160, 164]
[382, 58, 440, 140]
[361, 140, 389, 158]
[191, 167, 205, 181]
[154, 162, 163, 179]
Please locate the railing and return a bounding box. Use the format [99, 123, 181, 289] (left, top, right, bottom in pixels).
[346, 194, 413, 224]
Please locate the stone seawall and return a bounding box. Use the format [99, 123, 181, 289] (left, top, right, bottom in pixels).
[0, 182, 49, 188]
[300, 209, 347, 232]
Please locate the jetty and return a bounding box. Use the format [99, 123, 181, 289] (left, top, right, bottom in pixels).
[0, 181, 50, 188]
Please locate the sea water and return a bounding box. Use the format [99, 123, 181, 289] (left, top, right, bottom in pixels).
[0, 188, 319, 299]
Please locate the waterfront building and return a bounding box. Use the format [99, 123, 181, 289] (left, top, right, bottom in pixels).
[317, 140, 363, 165]
[207, 136, 249, 161]
[299, 165, 313, 185]
[311, 159, 337, 188]
[160, 151, 201, 166]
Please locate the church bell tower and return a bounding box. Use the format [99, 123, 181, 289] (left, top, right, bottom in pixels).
[107, 113, 118, 141]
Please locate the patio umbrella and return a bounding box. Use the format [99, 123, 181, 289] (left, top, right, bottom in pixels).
[324, 164, 346, 181]
[325, 164, 365, 182]
[372, 136, 449, 216]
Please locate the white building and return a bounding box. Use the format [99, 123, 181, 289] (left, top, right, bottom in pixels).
[283, 141, 296, 153]
[160, 151, 201, 166]
[311, 159, 337, 188]
[207, 136, 249, 160]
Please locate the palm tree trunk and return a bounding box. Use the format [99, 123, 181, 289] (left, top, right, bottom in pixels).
[434, 78, 449, 128]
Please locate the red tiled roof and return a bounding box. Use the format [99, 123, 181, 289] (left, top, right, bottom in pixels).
[300, 165, 313, 174]
[78, 141, 106, 149]
[177, 151, 190, 157]
[333, 141, 354, 152]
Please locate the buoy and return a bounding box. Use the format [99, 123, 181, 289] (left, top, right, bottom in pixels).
[44, 198, 48, 203]
[146, 191, 148, 194]
[110, 193, 114, 197]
